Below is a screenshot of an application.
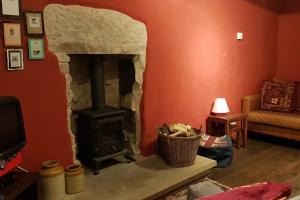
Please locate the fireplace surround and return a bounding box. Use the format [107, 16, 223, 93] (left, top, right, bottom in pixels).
[44, 4, 147, 162]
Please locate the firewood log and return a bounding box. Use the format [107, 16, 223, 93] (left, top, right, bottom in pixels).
[169, 131, 184, 137]
[169, 123, 192, 132]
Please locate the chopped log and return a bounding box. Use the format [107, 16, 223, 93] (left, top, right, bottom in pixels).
[185, 131, 192, 137]
[169, 131, 184, 137]
[185, 124, 192, 130]
[169, 123, 192, 132]
[169, 130, 197, 137]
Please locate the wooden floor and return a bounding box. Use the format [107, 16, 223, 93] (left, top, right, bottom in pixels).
[208, 136, 300, 197]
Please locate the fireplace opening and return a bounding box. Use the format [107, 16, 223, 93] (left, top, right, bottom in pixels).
[69, 54, 136, 174]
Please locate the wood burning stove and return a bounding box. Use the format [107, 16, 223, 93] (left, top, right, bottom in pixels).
[77, 55, 133, 174]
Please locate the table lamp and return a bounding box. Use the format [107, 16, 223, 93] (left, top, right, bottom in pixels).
[211, 98, 229, 116]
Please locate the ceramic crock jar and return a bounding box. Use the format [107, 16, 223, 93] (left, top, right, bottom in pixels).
[39, 160, 65, 200]
[65, 164, 85, 194]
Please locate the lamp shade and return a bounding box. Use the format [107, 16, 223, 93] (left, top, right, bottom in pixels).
[211, 98, 229, 114]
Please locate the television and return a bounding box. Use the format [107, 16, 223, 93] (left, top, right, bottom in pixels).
[0, 96, 26, 178]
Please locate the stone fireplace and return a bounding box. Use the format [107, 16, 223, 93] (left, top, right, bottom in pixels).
[44, 4, 147, 162]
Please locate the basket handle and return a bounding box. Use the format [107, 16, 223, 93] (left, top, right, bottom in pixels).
[193, 125, 204, 136]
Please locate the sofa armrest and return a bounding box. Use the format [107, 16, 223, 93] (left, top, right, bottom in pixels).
[242, 95, 260, 114]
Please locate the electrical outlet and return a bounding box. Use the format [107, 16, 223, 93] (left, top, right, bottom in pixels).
[237, 32, 244, 40]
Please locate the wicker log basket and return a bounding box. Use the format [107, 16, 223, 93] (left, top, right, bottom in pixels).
[156, 124, 201, 167]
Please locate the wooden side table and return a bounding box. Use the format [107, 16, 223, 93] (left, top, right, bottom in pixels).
[206, 113, 248, 148]
[0, 172, 37, 200]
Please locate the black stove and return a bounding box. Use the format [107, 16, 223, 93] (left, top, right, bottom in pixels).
[76, 55, 133, 174]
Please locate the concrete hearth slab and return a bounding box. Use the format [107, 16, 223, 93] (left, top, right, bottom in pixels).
[63, 155, 216, 200]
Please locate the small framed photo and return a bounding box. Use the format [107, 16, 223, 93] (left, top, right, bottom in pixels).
[7, 49, 24, 71]
[3, 22, 22, 47]
[0, 0, 21, 18]
[25, 11, 44, 35]
[28, 38, 44, 60]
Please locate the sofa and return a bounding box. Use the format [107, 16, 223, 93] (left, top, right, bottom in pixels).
[242, 80, 300, 141]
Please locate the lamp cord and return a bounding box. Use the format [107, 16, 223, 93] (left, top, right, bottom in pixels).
[16, 166, 30, 173]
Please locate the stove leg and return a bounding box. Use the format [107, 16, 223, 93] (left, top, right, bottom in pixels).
[93, 161, 101, 175]
[124, 154, 136, 163]
[93, 169, 100, 175]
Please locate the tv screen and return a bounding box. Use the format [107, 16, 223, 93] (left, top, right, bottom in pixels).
[0, 97, 26, 178]
[0, 97, 25, 160]
[0, 103, 24, 153]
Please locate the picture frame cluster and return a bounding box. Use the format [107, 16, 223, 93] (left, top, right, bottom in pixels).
[1, 0, 45, 71]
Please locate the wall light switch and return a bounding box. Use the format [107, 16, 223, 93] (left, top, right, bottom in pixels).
[237, 32, 243, 40]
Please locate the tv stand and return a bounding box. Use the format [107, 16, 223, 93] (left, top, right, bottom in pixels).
[0, 172, 37, 200]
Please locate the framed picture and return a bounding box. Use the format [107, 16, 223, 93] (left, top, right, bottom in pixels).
[25, 11, 44, 35]
[3, 22, 22, 47]
[28, 38, 44, 60]
[7, 49, 24, 71]
[0, 0, 21, 18]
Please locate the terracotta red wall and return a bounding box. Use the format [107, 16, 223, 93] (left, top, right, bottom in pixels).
[277, 1, 300, 81]
[1, 0, 278, 171]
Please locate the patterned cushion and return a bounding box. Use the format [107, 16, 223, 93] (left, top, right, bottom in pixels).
[295, 81, 300, 112]
[199, 134, 229, 147]
[261, 80, 296, 112]
[198, 134, 233, 167]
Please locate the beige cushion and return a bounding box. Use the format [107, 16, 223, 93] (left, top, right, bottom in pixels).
[248, 110, 300, 130]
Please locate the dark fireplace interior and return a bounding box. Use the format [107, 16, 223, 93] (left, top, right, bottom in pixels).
[71, 54, 136, 174]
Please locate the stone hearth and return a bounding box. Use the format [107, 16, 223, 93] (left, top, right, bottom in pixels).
[62, 156, 217, 200]
[44, 4, 147, 161]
